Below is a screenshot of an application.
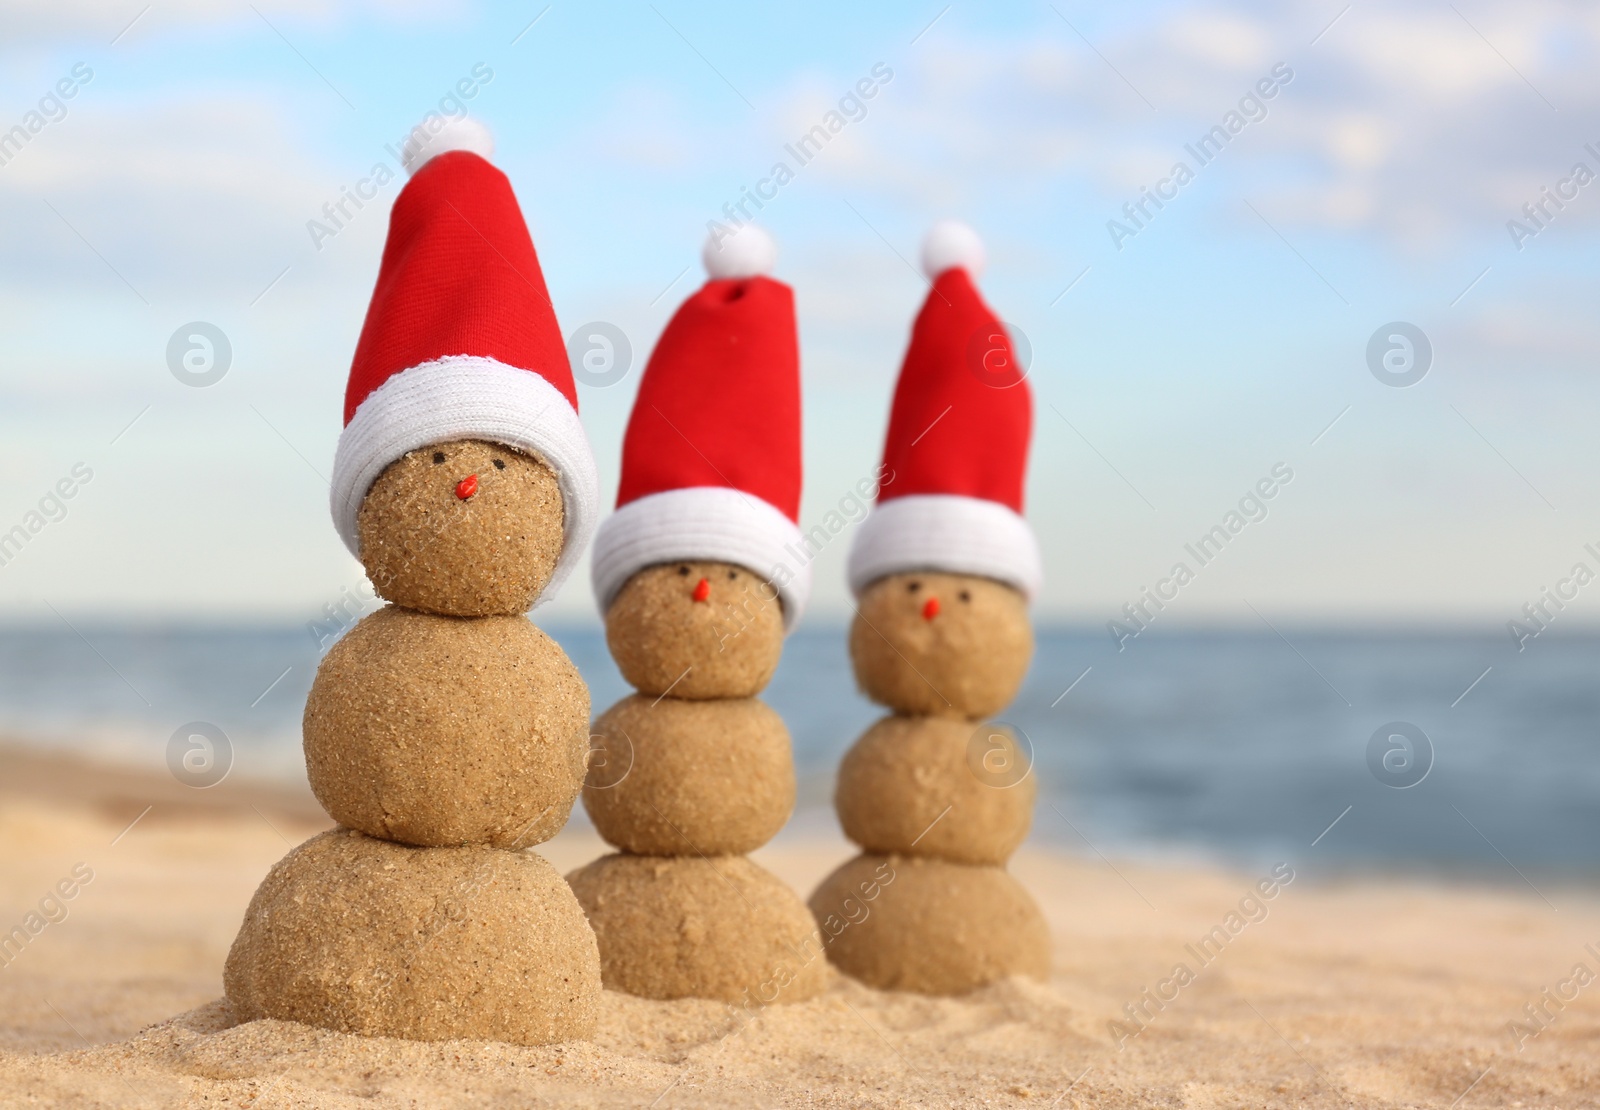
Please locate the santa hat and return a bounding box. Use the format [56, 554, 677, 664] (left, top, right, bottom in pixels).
[846, 220, 1042, 599]
[589, 224, 809, 629]
[329, 117, 600, 605]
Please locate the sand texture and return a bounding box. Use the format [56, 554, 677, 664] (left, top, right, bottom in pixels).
[604, 561, 785, 699]
[810, 852, 1051, 994]
[566, 853, 826, 1005]
[850, 571, 1033, 719]
[584, 694, 795, 856]
[357, 439, 566, 617]
[1, 745, 1596, 1107]
[303, 606, 589, 848]
[225, 829, 599, 1045]
[835, 714, 1035, 865]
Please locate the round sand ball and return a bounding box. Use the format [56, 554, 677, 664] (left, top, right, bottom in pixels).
[566, 853, 827, 1004]
[605, 561, 784, 699]
[850, 571, 1032, 719]
[585, 694, 794, 856]
[304, 606, 589, 849]
[225, 829, 600, 1044]
[836, 715, 1035, 865]
[808, 853, 1050, 995]
[358, 438, 564, 617]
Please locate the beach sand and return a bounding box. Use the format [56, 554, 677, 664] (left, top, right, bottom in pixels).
[0, 744, 1595, 1108]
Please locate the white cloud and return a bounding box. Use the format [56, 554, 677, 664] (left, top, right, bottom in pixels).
[738, 1, 1600, 250]
[0, 91, 384, 301]
[1157, 9, 1273, 70]
[0, 0, 460, 47]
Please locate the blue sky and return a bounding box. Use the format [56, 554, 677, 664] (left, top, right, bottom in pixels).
[1, 0, 1599, 632]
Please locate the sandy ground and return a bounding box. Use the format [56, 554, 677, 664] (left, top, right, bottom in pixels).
[0, 745, 1596, 1108]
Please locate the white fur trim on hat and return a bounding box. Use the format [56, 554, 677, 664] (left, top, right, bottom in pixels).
[703, 223, 777, 279]
[921, 219, 985, 279]
[402, 115, 495, 176]
[847, 494, 1041, 600]
[591, 486, 811, 630]
[331, 355, 600, 609]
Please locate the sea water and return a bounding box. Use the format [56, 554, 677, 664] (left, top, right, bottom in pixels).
[0, 621, 1594, 878]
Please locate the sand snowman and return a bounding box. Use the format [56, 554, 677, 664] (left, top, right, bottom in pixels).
[809, 222, 1051, 994]
[566, 226, 827, 1005]
[224, 120, 606, 1044]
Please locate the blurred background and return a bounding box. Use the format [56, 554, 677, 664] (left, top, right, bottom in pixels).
[1, 0, 1597, 878]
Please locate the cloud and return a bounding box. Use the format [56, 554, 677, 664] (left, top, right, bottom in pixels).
[0, 92, 346, 299]
[0, 0, 459, 48]
[729, 1, 1600, 250]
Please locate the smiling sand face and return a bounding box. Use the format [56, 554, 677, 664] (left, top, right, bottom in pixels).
[356, 438, 564, 617]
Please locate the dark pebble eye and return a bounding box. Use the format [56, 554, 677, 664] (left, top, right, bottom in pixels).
[492, 458, 505, 470]
[678, 566, 691, 576]
[728, 570, 737, 580]
[432, 452, 445, 464]
[906, 581, 920, 593]
[959, 590, 971, 603]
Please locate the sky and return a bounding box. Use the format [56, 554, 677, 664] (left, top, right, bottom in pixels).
[1, 0, 1599, 632]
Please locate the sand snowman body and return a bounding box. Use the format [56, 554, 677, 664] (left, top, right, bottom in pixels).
[811, 570, 1049, 993]
[809, 223, 1051, 995]
[226, 441, 602, 1042]
[569, 227, 825, 1005]
[570, 562, 826, 1004]
[224, 125, 606, 1045]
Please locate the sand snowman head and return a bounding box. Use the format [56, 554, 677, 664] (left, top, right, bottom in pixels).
[357, 438, 565, 617]
[604, 558, 785, 698]
[849, 569, 1032, 719]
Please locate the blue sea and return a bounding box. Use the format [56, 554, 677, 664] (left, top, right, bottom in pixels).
[1, 620, 1595, 879]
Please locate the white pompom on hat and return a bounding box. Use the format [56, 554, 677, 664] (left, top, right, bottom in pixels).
[702, 223, 778, 279]
[400, 115, 496, 177]
[919, 218, 986, 279]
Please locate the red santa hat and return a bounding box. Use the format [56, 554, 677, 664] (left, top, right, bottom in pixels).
[589, 224, 809, 629]
[329, 117, 599, 605]
[846, 220, 1042, 599]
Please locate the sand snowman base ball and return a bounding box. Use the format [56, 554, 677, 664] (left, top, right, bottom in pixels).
[357, 438, 565, 617]
[809, 853, 1050, 995]
[567, 853, 828, 1003]
[304, 606, 589, 848]
[584, 694, 795, 856]
[605, 561, 785, 699]
[850, 572, 1033, 719]
[225, 829, 600, 1044]
[835, 715, 1035, 866]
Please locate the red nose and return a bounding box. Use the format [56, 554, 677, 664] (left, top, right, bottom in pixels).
[455, 474, 478, 500]
[922, 596, 941, 621]
[692, 577, 711, 603]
